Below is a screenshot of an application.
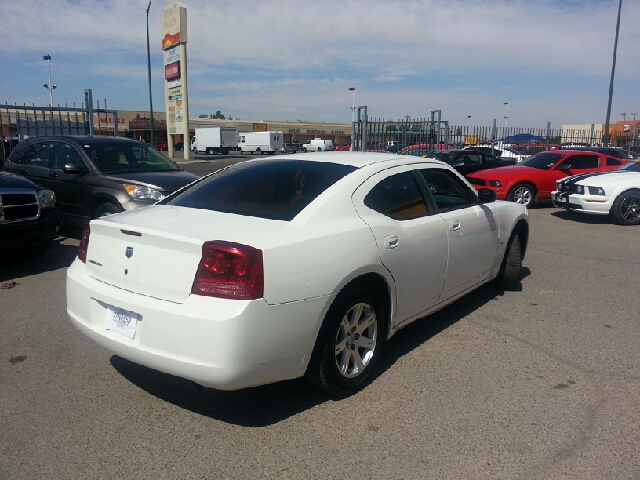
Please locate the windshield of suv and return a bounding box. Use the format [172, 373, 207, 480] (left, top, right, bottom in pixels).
[162, 159, 356, 221]
[82, 141, 180, 174]
[522, 152, 564, 170]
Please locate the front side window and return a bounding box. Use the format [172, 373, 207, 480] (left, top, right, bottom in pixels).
[82, 141, 180, 174]
[557, 154, 599, 170]
[419, 169, 476, 212]
[364, 172, 429, 220]
[163, 160, 355, 221]
[53, 143, 87, 170]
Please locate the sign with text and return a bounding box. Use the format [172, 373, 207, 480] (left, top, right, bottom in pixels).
[253, 123, 268, 132]
[161, 2, 187, 50]
[167, 99, 176, 134]
[165, 45, 180, 64]
[165, 61, 180, 80]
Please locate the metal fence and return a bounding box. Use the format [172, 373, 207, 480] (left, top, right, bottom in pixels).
[357, 117, 640, 154]
[0, 90, 122, 159]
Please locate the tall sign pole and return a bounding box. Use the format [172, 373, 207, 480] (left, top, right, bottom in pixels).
[161, 2, 189, 160]
[146, 1, 155, 147]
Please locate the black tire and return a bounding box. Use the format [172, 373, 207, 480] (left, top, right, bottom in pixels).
[609, 189, 640, 225]
[305, 287, 385, 395]
[507, 183, 535, 207]
[317, 147, 322, 152]
[94, 202, 121, 218]
[497, 234, 522, 290]
[206, 148, 213, 155]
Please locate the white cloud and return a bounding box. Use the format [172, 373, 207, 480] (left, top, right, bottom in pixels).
[2, 0, 639, 126]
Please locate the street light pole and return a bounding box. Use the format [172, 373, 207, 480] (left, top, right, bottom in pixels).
[349, 87, 355, 151]
[604, 0, 623, 147]
[146, 0, 155, 146]
[42, 55, 56, 107]
[503, 102, 509, 129]
[349, 87, 356, 123]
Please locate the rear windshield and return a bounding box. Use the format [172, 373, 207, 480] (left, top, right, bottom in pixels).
[82, 141, 180, 174]
[522, 152, 564, 170]
[162, 159, 356, 221]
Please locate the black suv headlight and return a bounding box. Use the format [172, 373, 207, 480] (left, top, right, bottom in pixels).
[37, 189, 56, 209]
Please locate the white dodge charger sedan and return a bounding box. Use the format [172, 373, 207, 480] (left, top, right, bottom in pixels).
[66, 153, 529, 395]
[552, 161, 640, 225]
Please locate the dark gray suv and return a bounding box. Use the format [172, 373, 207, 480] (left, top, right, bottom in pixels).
[2, 136, 199, 223]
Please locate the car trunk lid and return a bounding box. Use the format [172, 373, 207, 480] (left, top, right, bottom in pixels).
[84, 205, 284, 303]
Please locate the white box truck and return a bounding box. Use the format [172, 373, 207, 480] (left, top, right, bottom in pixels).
[191, 127, 238, 155]
[303, 138, 334, 152]
[238, 131, 283, 155]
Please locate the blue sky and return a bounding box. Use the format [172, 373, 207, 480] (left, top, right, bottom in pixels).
[2, 0, 639, 129]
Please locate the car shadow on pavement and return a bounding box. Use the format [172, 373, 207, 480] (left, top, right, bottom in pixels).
[110, 356, 326, 427]
[0, 236, 79, 283]
[551, 210, 613, 225]
[110, 276, 529, 427]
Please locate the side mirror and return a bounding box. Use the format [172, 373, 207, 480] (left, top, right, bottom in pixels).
[477, 188, 497, 204]
[63, 164, 90, 175]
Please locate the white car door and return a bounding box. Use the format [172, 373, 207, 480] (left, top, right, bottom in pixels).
[415, 166, 499, 302]
[352, 166, 448, 324]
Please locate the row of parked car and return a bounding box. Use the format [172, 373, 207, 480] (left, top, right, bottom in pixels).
[0, 136, 199, 259]
[406, 144, 639, 225]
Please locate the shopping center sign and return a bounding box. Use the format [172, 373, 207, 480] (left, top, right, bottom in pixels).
[161, 2, 189, 152]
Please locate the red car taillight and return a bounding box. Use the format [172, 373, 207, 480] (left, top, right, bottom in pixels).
[191, 241, 264, 300]
[77, 220, 91, 263]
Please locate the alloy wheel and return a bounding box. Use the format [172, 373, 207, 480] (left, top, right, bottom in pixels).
[334, 302, 377, 378]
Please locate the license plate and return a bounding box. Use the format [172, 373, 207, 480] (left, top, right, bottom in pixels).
[104, 305, 140, 339]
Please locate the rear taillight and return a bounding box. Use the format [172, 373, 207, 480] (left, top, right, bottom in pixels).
[78, 220, 91, 263]
[191, 241, 264, 300]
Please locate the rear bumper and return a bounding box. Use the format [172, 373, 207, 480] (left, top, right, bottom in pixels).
[0, 208, 61, 251]
[66, 259, 331, 390]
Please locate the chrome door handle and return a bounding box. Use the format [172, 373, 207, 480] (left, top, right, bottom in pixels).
[449, 219, 461, 231]
[383, 235, 399, 249]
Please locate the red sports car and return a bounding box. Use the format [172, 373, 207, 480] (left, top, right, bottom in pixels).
[466, 150, 630, 207]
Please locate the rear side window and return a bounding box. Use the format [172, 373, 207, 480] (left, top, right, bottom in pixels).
[164, 160, 356, 221]
[364, 172, 429, 220]
[606, 157, 622, 166]
[13, 142, 55, 167]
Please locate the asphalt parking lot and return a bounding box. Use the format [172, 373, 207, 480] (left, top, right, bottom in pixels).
[1, 182, 639, 478]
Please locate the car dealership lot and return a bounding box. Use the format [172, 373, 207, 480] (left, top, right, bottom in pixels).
[1, 191, 639, 478]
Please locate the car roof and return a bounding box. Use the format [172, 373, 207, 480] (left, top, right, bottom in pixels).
[22, 136, 140, 145]
[257, 151, 443, 169]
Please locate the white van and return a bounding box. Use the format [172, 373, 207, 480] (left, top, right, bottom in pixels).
[238, 131, 283, 155]
[303, 138, 333, 152]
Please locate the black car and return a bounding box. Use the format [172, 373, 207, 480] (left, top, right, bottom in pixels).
[3, 136, 199, 224]
[281, 141, 303, 153]
[0, 171, 61, 258]
[430, 149, 516, 176]
[558, 146, 632, 160]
